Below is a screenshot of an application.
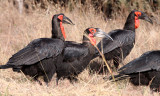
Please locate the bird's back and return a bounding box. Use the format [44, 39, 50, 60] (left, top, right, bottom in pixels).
[97, 29, 135, 54]
[119, 50, 160, 75]
[7, 38, 64, 66]
[56, 41, 91, 78]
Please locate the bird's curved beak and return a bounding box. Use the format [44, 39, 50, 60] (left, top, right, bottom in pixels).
[93, 29, 113, 41]
[62, 16, 75, 25]
[139, 12, 153, 24]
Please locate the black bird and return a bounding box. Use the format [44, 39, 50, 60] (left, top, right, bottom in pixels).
[0, 13, 74, 85]
[109, 50, 160, 92]
[89, 10, 153, 74]
[56, 27, 113, 84]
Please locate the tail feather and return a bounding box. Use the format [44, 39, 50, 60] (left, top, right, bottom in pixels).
[103, 74, 129, 81]
[0, 65, 13, 69]
[109, 74, 123, 80]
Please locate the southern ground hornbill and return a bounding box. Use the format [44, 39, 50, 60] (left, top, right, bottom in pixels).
[89, 10, 153, 74]
[109, 50, 160, 92]
[0, 13, 74, 85]
[56, 27, 113, 84]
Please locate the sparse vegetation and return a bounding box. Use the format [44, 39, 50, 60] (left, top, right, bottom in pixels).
[0, 0, 160, 95]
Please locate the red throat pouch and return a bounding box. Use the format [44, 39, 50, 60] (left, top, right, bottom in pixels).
[135, 16, 140, 29]
[89, 34, 96, 46]
[134, 12, 141, 29]
[60, 22, 66, 39]
[58, 15, 66, 39]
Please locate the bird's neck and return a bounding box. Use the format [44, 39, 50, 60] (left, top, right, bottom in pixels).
[123, 12, 135, 32]
[82, 36, 95, 54]
[51, 19, 65, 41]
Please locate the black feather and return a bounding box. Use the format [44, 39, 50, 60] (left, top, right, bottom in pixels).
[89, 10, 152, 74]
[56, 30, 96, 83]
[111, 50, 160, 92]
[0, 65, 13, 69]
[0, 13, 71, 85]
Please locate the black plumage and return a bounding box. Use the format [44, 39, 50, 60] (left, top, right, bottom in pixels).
[109, 51, 160, 92]
[89, 10, 153, 74]
[0, 13, 74, 85]
[56, 28, 112, 84]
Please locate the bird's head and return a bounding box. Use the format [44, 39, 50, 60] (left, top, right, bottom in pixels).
[133, 10, 153, 29]
[84, 27, 113, 46]
[56, 13, 74, 25]
[52, 13, 74, 39]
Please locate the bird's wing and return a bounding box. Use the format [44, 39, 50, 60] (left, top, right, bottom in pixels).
[7, 38, 64, 65]
[63, 41, 88, 62]
[96, 29, 135, 54]
[118, 51, 160, 74]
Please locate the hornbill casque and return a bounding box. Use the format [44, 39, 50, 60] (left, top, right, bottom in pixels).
[0, 13, 74, 85]
[56, 27, 113, 84]
[109, 50, 160, 92]
[89, 10, 153, 74]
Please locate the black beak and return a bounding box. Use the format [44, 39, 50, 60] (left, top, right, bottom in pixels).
[93, 28, 113, 41]
[139, 12, 153, 24]
[63, 16, 75, 25]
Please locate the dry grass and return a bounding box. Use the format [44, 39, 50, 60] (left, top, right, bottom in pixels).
[0, 1, 160, 96]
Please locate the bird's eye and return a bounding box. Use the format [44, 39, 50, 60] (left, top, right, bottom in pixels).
[89, 28, 96, 34]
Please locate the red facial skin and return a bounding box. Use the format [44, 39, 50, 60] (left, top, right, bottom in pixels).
[135, 12, 142, 29]
[89, 28, 96, 34]
[58, 15, 66, 39]
[88, 29, 96, 46]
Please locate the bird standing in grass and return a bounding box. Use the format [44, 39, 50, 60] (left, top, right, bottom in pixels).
[0, 13, 74, 85]
[56, 27, 113, 84]
[109, 50, 160, 92]
[89, 10, 153, 74]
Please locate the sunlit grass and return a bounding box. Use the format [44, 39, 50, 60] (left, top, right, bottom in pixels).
[0, 1, 160, 96]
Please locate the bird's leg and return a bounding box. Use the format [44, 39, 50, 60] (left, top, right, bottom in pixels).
[46, 82, 49, 87]
[37, 80, 42, 85]
[44, 74, 53, 86]
[68, 76, 78, 84]
[56, 78, 59, 85]
[34, 77, 42, 85]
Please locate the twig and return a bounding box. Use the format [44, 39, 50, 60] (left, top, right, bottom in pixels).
[94, 45, 116, 82]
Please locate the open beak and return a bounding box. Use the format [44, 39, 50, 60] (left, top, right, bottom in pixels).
[93, 28, 113, 41]
[139, 12, 153, 24]
[62, 16, 75, 25]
